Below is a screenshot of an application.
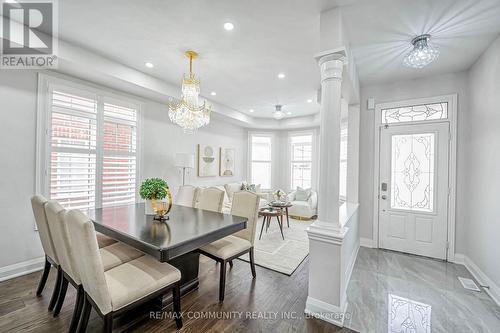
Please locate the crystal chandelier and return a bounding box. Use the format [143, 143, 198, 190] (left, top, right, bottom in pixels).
[168, 51, 211, 133]
[403, 34, 439, 69]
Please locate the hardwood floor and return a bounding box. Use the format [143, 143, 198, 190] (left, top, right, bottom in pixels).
[0, 256, 355, 332]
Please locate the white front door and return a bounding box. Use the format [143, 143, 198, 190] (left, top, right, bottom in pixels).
[378, 122, 449, 259]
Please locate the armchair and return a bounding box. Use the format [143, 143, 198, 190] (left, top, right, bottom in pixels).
[287, 190, 318, 220]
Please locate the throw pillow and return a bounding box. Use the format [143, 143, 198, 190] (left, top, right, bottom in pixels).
[241, 183, 257, 192]
[295, 187, 311, 201]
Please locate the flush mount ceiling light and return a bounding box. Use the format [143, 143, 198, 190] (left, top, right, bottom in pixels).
[277, 73, 286, 79]
[273, 105, 285, 119]
[249, 109, 254, 113]
[403, 34, 439, 69]
[210, 91, 216, 96]
[168, 50, 211, 133]
[224, 22, 234, 31]
[145, 62, 154, 68]
[307, 99, 312, 103]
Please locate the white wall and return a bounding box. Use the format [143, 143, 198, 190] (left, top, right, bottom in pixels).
[358, 72, 469, 253]
[465, 35, 500, 289]
[0, 71, 44, 269]
[142, 101, 248, 192]
[0, 71, 248, 273]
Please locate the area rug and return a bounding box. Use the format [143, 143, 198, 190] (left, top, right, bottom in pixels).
[239, 217, 312, 275]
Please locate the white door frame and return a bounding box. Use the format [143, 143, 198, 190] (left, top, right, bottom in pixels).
[372, 94, 458, 261]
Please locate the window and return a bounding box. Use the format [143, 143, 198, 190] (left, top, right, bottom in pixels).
[339, 126, 348, 199]
[40, 79, 140, 210]
[250, 134, 272, 189]
[391, 133, 435, 212]
[381, 102, 448, 124]
[290, 134, 313, 189]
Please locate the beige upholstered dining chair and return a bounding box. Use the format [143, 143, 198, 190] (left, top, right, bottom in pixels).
[198, 191, 260, 302]
[44, 201, 144, 331]
[30, 195, 61, 311]
[175, 185, 196, 207]
[65, 209, 183, 332]
[196, 187, 225, 212]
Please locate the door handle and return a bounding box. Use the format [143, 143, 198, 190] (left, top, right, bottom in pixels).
[381, 195, 387, 200]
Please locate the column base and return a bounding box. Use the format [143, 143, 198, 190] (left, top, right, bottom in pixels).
[306, 219, 348, 245]
[305, 296, 348, 327]
[305, 217, 355, 328]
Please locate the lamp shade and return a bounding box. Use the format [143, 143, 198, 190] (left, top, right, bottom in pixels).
[175, 153, 195, 168]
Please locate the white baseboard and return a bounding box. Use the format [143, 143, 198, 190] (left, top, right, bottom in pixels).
[359, 237, 374, 248]
[0, 256, 45, 282]
[451, 253, 465, 265]
[453, 253, 500, 306]
[457, 254, 500, 307]
[305, 296, 348, 327]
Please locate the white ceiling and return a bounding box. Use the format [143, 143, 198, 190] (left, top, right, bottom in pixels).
[341, 0, 500, 85]
[55, 0, 500, 118]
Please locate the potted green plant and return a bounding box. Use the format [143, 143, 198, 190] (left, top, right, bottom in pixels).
[140, 178, 169, 215]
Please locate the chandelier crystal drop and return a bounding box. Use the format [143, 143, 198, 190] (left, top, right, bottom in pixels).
[168, 50, 211, 133]
[403, 34, 439, 69]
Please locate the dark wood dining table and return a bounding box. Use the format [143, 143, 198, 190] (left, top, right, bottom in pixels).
[87, 203, 247, 307]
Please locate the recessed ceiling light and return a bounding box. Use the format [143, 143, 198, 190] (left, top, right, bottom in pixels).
[286, 112, 292, 115]
[307, 99, 312, 103]
[211, 91, 216, 96]
[277, 73, 286, 79]
[249, 109, 254, 113]
[224, 22, 234, 31]
[145, 62, 154, 68]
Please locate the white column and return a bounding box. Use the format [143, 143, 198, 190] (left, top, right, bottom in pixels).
[305, 51, 350, 327]
[316, 54, 345, 228]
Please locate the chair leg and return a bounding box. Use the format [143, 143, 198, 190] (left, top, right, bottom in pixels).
[172, 283, 183, 329]
[259, 217, 266, 240]
[69, 285, 84, 333]
[228, 260, 233, 268]
[219, 261, 227, 302]
[103, 313, 113, 333]
[76, 296, 91, 333]
[48, 266, 63, 311]
[53, 275, 69, 317]
[36, 257, 51, 296]
[249, 247, 256, 278]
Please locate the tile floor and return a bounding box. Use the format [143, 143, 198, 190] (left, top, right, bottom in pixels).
[344, 248, 500, 333]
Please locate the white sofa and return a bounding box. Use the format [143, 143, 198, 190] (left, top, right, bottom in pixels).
[286, 190, 318, 220]
[222, 182, 269, 212]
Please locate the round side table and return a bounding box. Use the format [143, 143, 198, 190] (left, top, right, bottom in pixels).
[268, 202, 293, 228]
[258, 208, 285, 240]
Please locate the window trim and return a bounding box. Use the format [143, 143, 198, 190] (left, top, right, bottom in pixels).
[286, 129, 317, 192]
[36, 73, 143, 210]
[247, 131, 274, 190]
[372, 94, 458, 261]
[288, 131, 314, 191]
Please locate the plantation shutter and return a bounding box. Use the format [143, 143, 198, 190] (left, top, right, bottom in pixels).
[45, 83, 140, 210]
[102, 102, 138, 207]
[49, 90, 97, 209]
